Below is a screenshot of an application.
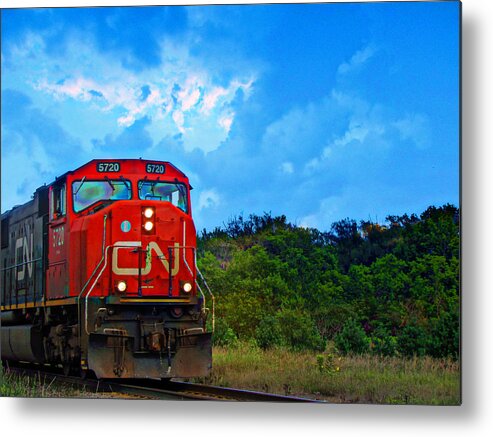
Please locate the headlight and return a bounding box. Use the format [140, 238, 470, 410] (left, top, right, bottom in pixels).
[182, 282, 193, 293]
[117, 281, 127, 292]
[142, 207, 156, 233]
[144, 221, 154, 231]
[144, 207, 154, 218]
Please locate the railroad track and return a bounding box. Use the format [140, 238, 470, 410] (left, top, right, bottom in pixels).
[114, 379, 321, 402]
[4, 364, 322, 402]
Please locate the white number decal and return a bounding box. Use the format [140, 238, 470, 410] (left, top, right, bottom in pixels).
[146, 163, 165, 174]
[97, 162, 120, 172]
[53, 226, 64, 247]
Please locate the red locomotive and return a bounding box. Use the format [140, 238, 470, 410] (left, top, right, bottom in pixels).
[1, 159, 213, 378]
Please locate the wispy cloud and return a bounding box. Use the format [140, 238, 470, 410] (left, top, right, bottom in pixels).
[198, 189, 221, 211]
[280, 161, 294, 174]
[337, 44, 376, 75]
[393, 113, 431, 149]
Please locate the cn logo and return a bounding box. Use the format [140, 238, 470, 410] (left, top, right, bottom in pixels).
[16, 233, 34, 281]
[112, 241, 180, 276]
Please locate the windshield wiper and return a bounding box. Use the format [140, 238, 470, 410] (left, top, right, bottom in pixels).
[104, 176, 115, 192]
[74, 176, 86, 195]
[119, 176, 130, 190]
[177, 183, 186, 198]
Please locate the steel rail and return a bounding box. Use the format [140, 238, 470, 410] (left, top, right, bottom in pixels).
[112, 379, 322, 402]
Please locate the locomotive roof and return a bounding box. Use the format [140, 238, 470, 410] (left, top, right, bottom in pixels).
[57, 158, 187, 180]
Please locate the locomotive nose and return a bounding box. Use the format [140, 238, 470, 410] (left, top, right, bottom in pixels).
[109, 201, 196, 298]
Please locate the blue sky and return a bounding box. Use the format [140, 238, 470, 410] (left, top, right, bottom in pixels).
[1, 2, 460, 231]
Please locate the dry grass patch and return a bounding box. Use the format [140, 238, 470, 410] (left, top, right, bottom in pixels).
[195, 343, 460, 405]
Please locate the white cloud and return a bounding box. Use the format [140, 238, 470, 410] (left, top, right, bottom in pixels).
[393, 113, 431, 149]
[218, 114, 234, 133]
[202, 86, 229, 113]
[8, 32, 46, 60]
[35, 77, 98, 101]
[280, 161, 294, 174]
[178, 77, 202, 111]
[334, 123, 370, 147]
[299, 195, 342, 229]
[303, 157, 320, 174]
[337, 44, 376, 75]
[198, 189, 221, 210]
[322, 118, 385, 158]
[172, 110, 186, 134]
[9, 33, 256, 154]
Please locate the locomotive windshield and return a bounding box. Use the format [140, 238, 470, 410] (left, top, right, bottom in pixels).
[72, 179, 132, 212]
[138, 180, 188, 213]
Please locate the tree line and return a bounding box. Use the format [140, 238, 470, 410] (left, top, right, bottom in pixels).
[197, 205, 459, 358]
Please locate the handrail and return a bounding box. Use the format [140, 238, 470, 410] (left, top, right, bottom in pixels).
[1, 258, 42, 308]
[82, 241, 136, 334]
[179, 245, 207, 307]
[195, 253, 215, 333]
[183, 221, 209, 332]
[78, 215, 107, 342]
[0, 257, 43, 272]
[84, 243, 119, 335]
[78, 215, 107, 301]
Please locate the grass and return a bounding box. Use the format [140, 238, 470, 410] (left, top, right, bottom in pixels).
[195, 342, 461, 405]
[0, 366, 90, 398]
[1, 345, 460, 404]
[0, 366, 149, 399]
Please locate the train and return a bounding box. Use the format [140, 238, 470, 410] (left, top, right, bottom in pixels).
[1, 159, 214, 379]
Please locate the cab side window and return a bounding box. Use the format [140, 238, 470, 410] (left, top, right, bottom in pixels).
[51, 184, 66, 220]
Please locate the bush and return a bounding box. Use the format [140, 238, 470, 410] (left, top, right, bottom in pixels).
[277, 309, 326, 352]
[396, 324, 428, 357]
[370, 327, 397, 356]
[255, 315, 283, 349]
[316, 353, 341, 375]
[334, 318, 370, 355]
[213, 318, 238, 347]
[427, 312, 459, 358]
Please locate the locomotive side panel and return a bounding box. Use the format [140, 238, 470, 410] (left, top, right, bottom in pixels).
[46, 180, 70, 299]
[1, 187, 48, 308]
